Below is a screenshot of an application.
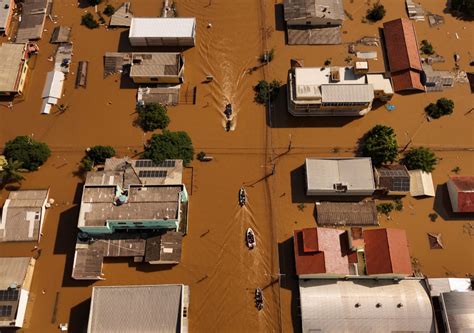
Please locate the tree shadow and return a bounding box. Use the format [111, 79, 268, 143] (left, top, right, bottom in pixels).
[433, 183, 474, 221]
[278, 237, 301, 333]
[77, 0, 92, 9]
[68, 298, 91, 333]
[274, 4, 285, 31]
[443, 0, 474, 20]
[269, 84, 360, 128]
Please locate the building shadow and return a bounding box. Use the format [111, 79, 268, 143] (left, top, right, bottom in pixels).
[130, 261, 176, 272]
[433, 183, 474, 221]
[269, 85, 359, 128]
[274, 4, 285, 31]
[278, 237, 301, 333]
[290, 165, 314, 204]
[68, 298, 91, 333]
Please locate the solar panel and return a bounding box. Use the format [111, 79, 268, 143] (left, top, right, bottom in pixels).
[0, 289, 19, 301]
[138, 170, 168, 178]
[0, 305, 12, 317]
[135, 160, 176, 168]
[392, 178, 410, 191]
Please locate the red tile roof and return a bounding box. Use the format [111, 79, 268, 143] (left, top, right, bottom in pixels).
[449, 176, 474, 212]
[364, 228, 412, 276]
[383, 18, 424, 92]
[293, 228, 351, 276]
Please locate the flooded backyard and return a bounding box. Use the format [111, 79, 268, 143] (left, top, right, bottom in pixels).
[0, 0, 473, 332]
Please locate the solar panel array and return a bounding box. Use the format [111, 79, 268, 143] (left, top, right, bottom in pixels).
[0, 305, 12, 317]
[138, 170, 168, 178]
[392, 178, 410, 191]
[379, 168, 408, 177]
[0, 289, 19, 302]
[135, 160, 176, 168]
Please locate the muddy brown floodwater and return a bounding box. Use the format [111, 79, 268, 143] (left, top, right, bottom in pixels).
[0, 0, 473, 332]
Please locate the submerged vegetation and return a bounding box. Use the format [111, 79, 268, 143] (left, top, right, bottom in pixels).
[81, 13, 99, 29]
[403, 147, 438, 173]
[366, 1, 386, 22]
[362, 125, 398, 167]
[137, 103, 170, 132]
[143, 131, 194, 165]
[3, 136, 51, 171]
[254, 80, 281, 104]
[425, 98, 454, 119]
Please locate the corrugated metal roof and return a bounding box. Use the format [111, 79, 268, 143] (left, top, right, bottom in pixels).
[321, 84, 374, 103]
[287, 26, 341, 45]
[87, 284, 186, 333]
[41, 71, 65, 99]
[299, 279, 435, 333]
[316, 201, 378, 226]
[109, 2, 133, 27]
[129, 17, 195, 38]
[0, 257, 31, 290]
[16, 0, 51, 42]
[129, 53, 180, 78]
[440, 292, 474, 332]
[283, 0, 344, 21]
[409, 169, 435, 197]
[0, 43, 26, 92]
[306, 157, 375, 192]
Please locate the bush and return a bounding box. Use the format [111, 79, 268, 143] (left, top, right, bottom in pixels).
[143, 130, 194, 165]
[366, 1, 386, 22]
[254, 80, 281, 104]
[197, 151, 206, 161]
[420, 40, 434, 55]
[137, 103, 170, 132]
[0, 159, 24, 186]
[404, 147, 437, 172]
[103, 5, 115, 16]
[394, 199, 403, 211]
[3, 136, 51, 171]
[425, 98, 454, 119]
[81, 13, 99, 29]
[362, 125, 398, 167]
[80, 157, 94, 172]
[429, 213, 438, 222]
[377, 203, 394, 216]
[86, 145, 116, 164]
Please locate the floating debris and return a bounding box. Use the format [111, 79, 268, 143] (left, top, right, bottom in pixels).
[427, 13, 444, 27]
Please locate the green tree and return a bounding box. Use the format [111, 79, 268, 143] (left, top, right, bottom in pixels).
[404, 147, 437, 172]
[81, 13, 99, 29]
[362, 125, 398, 167]
[366, 1, 386, 22]
[0, 159, 25, 186]
[425, 98, 454, 119]
[254, 80, 281, 104]
[420, 40, 434, 55]
[143, 130, 194, 165]
[137, 103, 170, 132]
[86, 146, 116, 164]
[3, 136, 51, 171]
[450, 0, 474, 16]
[103, 5, 115, 16]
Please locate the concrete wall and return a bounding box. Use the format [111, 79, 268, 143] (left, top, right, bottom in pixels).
[287, 17, 343, 26]
[129, 36, 195, 47]
[130, 75, 183, 84]
[446, 180, 459, 213]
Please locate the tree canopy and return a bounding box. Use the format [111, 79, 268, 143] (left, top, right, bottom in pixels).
[362, 125, 398, 167]
[86, 145, 116, 164]
[366, 1, 386, 22]
[143, 131, 194, 165]
[425, 98, 454, 119]
[403, 147, 437, 172]
[0, 159, 24, 186]
[3, 136, 51, 171]
[450, 0, 474, 17]
[254, 80, 281, 104]
[137, 103, 170, 132]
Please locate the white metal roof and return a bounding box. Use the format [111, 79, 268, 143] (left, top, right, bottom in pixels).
[0, 257, 31, 290]
[87, 284, 186, 333]
[299, 279, 435, 333]
[41, 70, 64, 99]
[366, 74, 394, 94]
[321, 84, 374, 103]
[428, 278, 472, 297]
[305, 157, 375, 191]
[129, 17, 195, 38]
[409, 170, 435, 197]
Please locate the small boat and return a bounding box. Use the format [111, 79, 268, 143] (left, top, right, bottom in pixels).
[255, 288, 264, 310]
[239, 187, 246, 206]
[224, 103, 232, 119]
[246, 228, 256, 249]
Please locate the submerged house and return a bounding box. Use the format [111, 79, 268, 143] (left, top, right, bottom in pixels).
[383, 18, 425, 92]
[129, 52, 184, 84]
[305, 157, 375, 196]
[283, 0, 344, 45]
[0, 43, 29, 96]
[129, 17, 196, 47]
[0, 0, 15, 36]
[447, 176, 474, 213]
[0, 189, 50, 242]
[16, 0, 52, 43]
[87, 284, 189, 333]
[287, 66, 393, 116]
[40, 70, 65, 114]
[0, 257, 36, 329]
[72, 158, 189, 280]
[293, 227, 413, 279]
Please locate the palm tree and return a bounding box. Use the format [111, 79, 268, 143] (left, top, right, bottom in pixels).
[0, 159, 25, 186]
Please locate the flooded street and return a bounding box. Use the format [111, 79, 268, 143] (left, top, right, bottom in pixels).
[0, 0, 473, 332]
